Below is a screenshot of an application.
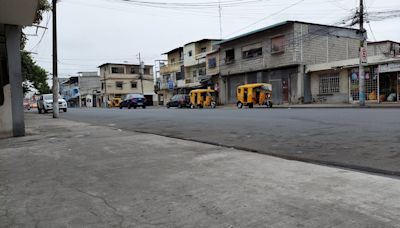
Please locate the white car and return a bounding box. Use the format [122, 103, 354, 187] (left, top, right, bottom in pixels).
[37, 94, 68, 114]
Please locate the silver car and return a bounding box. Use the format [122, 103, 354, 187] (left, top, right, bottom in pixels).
[37, 94, 68, 114]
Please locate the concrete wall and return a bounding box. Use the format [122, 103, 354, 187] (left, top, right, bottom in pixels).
[299, 23, 360, 65]
[79, 76, 101, 96]
[219, 23, 296, 76]
[183, 43, 197, 66]
[103, 79, 154, 96]
[167, 50, 182, 64]
[206, 51, 219, 76]
[310, 69, 349, 103]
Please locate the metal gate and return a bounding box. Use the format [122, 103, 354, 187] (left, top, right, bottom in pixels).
[228, 75, 245, 103]
[270, 79, 282, 104]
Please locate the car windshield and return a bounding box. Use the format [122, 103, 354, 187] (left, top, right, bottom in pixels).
[43, 95, 57, 100]
[131, 94, 144, 99]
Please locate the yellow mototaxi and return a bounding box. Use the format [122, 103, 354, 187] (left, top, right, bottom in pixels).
[236, 83, 273, 108]
[189, 89, 217, 109]
[108, 97, 122, 108]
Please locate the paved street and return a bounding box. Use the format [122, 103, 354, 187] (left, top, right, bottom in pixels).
[1, 113, 400, 227]
[62, 107, 400, 176]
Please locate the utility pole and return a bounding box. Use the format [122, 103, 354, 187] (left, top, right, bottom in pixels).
[358, 0, 367, 107]
[52, 0, 59, 118]
[138, 53, 144, 95]
[218, 0, 222, 39]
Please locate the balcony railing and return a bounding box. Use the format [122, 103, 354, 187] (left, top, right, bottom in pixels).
[160, 61, 183, 74]
[195, 52, 207, 60]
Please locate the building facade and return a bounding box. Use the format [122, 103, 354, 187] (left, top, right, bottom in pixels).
[307, 41, 400, 104]
[158, 39, 221, 104]
[99, 63, 156, 106]
[60, 72, 101, 108]
[217, 21, 362, 104]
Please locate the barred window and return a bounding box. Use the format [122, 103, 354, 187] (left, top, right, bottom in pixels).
[319, 74, 340, 94]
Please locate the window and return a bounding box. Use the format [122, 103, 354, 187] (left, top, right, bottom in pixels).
[319, 74, 340, 94]
[201, 47, 207, 53]
[188, 51, 193, 57]
[176, 72, 183, 80]
[208, 58, 217, 69]
[130, 67, 138, 74]
[111, 67, 124, 74]
[242, 48, 262, 59]
[143, 68, 150, 75]
[271, 35, 285, 54]
[193, 70, 197, 77]
[171, 58, 176, 64]
[225, 49, 235, 64]
[116, 81, 123, 89]
[199, 68, 205, 76]
[101, 83, 104, 90]
[131, 81, 137, 88]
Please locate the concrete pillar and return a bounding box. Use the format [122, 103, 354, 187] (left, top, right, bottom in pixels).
[6, 25, 25, 137]
[296, 65, 305, 103]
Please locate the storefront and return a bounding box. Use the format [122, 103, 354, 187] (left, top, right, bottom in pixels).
[378, 62, 400, 103]
[347, 63, 399, 103]
[349, 66, 379, 102]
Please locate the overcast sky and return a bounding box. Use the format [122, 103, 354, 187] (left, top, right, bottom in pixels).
[24, 0, 400, 82]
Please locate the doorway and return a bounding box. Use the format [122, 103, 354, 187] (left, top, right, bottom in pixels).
[379, 72, 399, 102]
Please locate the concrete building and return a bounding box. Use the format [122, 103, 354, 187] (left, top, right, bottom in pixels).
[158, 39, 221, 104]
[307, 41, 400, 104]
[158, 47, 184, 104]
[99, 63, 156, 106]
[217, 21, 362, 104]
[60, 72, 101, 108]
[0, 0, 39, 138]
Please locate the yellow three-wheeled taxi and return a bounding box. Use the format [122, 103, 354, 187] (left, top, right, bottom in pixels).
[189, 89, 217, 109]
[236, 83, 273, 108]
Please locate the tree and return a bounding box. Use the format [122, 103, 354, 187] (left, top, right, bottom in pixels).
[21, 0, 52, 94]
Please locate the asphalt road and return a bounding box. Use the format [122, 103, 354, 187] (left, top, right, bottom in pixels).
[61, 107, 400, 175]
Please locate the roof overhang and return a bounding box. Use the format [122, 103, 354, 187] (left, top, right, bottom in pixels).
[0, 0, 39, 26]
[306, 55, 400, 72]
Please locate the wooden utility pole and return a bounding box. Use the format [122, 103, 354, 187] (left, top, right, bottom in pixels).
[52, 0, 59, 118]
[359, 0, 367, 107]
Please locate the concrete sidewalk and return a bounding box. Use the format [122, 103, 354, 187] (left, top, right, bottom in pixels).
[1, 113, 400, 227]
[219, 102, 400, 109]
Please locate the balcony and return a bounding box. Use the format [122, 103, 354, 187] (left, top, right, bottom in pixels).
[195, 52, 207, 60]
[160, 61, 183, 74]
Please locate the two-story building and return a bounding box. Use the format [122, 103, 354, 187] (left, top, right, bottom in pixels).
[217, 21, 362, 104]
[99, 63, 156, 106]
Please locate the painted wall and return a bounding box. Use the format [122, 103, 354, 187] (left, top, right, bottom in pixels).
[310, 69, 349, 103]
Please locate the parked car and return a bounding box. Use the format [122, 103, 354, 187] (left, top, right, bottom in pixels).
[119, 94, 146, 109]
[166, 94, 190, 108]
[37, 94, 68, 114]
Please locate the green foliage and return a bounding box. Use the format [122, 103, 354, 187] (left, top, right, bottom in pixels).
[21, 0, 52, 94]
[21, 52, 50, 94]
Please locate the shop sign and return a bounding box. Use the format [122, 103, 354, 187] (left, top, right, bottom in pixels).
[379, 62, 400, 73]
[360, 47, 368, 64]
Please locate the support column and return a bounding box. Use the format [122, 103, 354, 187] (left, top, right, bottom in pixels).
[5, 25, 25, 137]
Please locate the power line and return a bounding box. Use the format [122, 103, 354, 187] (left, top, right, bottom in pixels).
[29, 13, 51, 52]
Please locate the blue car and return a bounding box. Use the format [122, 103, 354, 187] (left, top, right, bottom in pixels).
[119, 94, 146, 109]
